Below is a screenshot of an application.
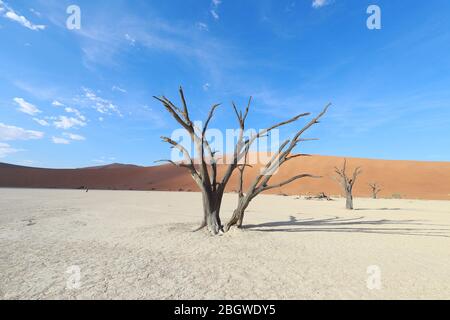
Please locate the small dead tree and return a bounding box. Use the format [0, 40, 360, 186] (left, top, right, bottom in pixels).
[155, 87, 330, 235]
[369, 182, 381, 199]
[334, 159, 362, 210]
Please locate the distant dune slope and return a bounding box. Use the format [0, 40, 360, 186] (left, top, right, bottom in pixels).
[1, 155, 450, 200]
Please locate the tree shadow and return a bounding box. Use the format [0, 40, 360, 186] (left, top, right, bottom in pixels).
[244, 215, 450, 238]
[355, 208, 402, 211]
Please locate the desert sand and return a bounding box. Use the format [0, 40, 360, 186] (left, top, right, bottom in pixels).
[2, 155, 450, 200]
[0, 188, 449, 300]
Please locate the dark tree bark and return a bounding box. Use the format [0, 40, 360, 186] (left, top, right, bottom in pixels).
[334, 159, 362, 210]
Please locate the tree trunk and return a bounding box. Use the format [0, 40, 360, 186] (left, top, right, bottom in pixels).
[206, 208, 222, 235]
[202, 191, 222, 235]
[237, 211, 245, 228]
[224, 199, 249, 232]
[224, 210, 237, 232]
[345, 192, 353, 210]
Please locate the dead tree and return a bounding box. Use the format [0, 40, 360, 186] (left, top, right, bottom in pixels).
[156, 87, 330, 235]
[224, 106, 330, 231]
[369, 182, 381, 199]
[154, 88, 223, 235]
[334, 159, 362, 210]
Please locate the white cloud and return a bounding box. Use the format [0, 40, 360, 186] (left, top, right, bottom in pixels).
[68, 8, 234, 82]
[92, 156, 116, 164]
[83, 88, 122, 116]
[312, 0, 330, 8]
[13, 97, 41, 115]
[29, 8, 41, 17]
[63, 133, 85, 141]
[19, 159, 35, 166]
[196, 22, 209, 31]
[52, 100, 64, 107]
[0, 122, 44, 141]
[33, 118, 49, 126]
[210, 0, 221, 20]
[0, 142, 20, 158]
[112, 85, 127, 93]
[51, 132, 86, 145]
[64, 107, 86, 121]
[13, 81, 57, 101]
[210, 10, 219, 20]
[125, 33, 136, 46]
[0, 1, 46, 31]
[53, 116, 87, 130]
[52, 136, 70, 145]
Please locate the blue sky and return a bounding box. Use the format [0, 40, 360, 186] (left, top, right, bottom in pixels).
[0, 0, 449, 168]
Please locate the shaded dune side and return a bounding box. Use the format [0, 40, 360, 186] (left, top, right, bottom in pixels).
[1, 155, 449, 200]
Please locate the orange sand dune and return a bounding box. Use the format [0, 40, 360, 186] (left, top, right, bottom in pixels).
[1, 155, 450, 200]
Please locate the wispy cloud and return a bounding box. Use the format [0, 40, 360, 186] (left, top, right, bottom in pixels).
[92, 159, 107, 164]
[33, 118, 50, 126]
[52, 100, 64, 107]
[211, 0, 222, 20]
[52, 133, 86, 145]
[13, 81, 58, 101]
[312, 0, 331, 9]
[0, 142, 20, 158]
[13, 97, 41, 115]
[64, 107, 86, 121]
[29, 8, 41, 17]
[0, 0, 46, 31]
[52, 136, 70, 145]
[124, 33, 136, 46]
[0, 123, 44, 141]
[92, 156, 116, 164]
[63, 133, 86, 141]
[210, 10, 219, 20]
[53, 116, 87, 130]
[195, 22, 209, 31]
[51, 5, 237, 84]
[83, 88, 122, 116]
[112, 85, 127, 93]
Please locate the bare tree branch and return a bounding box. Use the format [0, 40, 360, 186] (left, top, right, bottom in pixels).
[286, 153, 312, 161]
[178, 86, 190, 122]
[259, 174, 320, 192]
[225, 104, 331, 231]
